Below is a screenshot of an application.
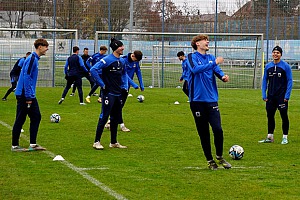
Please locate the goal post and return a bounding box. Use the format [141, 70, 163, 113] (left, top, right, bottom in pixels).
[0, 28, 78, 87]
[95, 31, 264, 89]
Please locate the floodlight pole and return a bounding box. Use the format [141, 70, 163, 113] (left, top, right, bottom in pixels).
[129, 0, 133, 52]
[52, 0, 57, 87]
[214, 0, 218, 56]
[266, 0, 270, 62]
[161, 0, 165, 88]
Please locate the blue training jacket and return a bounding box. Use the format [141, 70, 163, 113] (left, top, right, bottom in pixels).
[122, 53, 144, 91]
[15, 52, 40, 101]
[262, 60, 293, 100]
[90, 53, 128, 95]
[186, 52, 225, 103]
[86, 52, 107, 69]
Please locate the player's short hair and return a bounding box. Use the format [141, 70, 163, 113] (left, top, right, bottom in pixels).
[83, 47, 89, 51]
[73, 46, 80, 53]
[133, 50, 143, 61]
[34, 38, 49, 49]
[26, 52, 31, 56]
[100, 45, 108, 51]
[177, 51, 185, 57]
[191, 34, 209, 50]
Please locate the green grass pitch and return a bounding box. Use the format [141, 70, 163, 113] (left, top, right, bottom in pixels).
[1, 86, 300, 199]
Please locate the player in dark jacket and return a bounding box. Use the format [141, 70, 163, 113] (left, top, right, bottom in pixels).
[58, 46, 88, 105]
[90, 38, 128, 150]
[259, 46, 293, 145]
[70, 47, 94, 96]
[104, 51, 142, 131]
[2, 52, 31, 101]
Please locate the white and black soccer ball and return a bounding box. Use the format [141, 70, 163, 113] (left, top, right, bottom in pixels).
[137, 95, 145, 103]
[50, 113, 61, 123]
[229, 145, 244, 160]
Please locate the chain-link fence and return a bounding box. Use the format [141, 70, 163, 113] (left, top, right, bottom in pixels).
[0, 0, 299, 88]
[0, 1, 298, 40]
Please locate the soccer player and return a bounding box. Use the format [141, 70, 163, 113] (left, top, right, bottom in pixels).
[105, 50, 143, 132]
[58, 46, 88, 105]
[11, 39, 48, 152]
[177, 51, 189, 97]
[259, 46, 293, 145]
[85, 45, 108, 103]
[70, 47, 94, 96]
[2, 52, 31, 101]
[90, 38, 128, 150]
[186, 34, 231, 170]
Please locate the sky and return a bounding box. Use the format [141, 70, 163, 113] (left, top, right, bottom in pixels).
[172, 0, 249, 15]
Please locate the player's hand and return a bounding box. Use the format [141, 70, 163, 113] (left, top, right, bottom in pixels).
[284, 99, 288, 102]
[222, 75, 229, 82]
[263, 98, 268, 102]
[102, 87, 108, 95]
[215, 57, 224, 65]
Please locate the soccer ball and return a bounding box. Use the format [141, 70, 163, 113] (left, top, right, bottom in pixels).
[50, 113, 61, 123]
[137, 95, 145, 103]
[229, 145, 244, 160]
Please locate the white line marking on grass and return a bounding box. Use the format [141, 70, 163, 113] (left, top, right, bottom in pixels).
[184, 166, 263, 170]
[0, 120, 128, 200]
[77, 167, 109, 171]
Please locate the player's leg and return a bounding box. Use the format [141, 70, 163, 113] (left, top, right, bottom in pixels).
[208, 102, 231, 169]
[208, 103, 223, 157]
[11, 96, 28, 151]
[85, 84, 99, 103]
[27, 98, 44, 150]
[119, 89, 130, 132]
[109, 95, 127, 148]
[74, 77, 84, 104]
[182, 80, 189, 97]
[2, 79, 17, 100]
[279, 101, 289, 144]
[70, 82, 76, 96]
[259, 100, 277, 143]
[93, 93, 114, 149]
[190, 102, 215, 168]
[86, 74, 95, 89]
[59, 77, 75, 104]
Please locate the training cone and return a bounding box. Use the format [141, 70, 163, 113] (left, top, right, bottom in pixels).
[53, 155, 65, 161]
[174, 101, 180, 105]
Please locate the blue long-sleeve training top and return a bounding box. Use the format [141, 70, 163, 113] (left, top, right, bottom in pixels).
[15, 52, 40, 101]
[122, 53, 144, 91]
[64, 54, 88, 76]
[90, 54, 128, 95]
[262, 60, 293, 100]
[86, 52, 107, 69]
[186, 52, 225, 103]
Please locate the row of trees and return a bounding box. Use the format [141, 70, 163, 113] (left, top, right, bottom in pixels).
[0, 0, 299, 39]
